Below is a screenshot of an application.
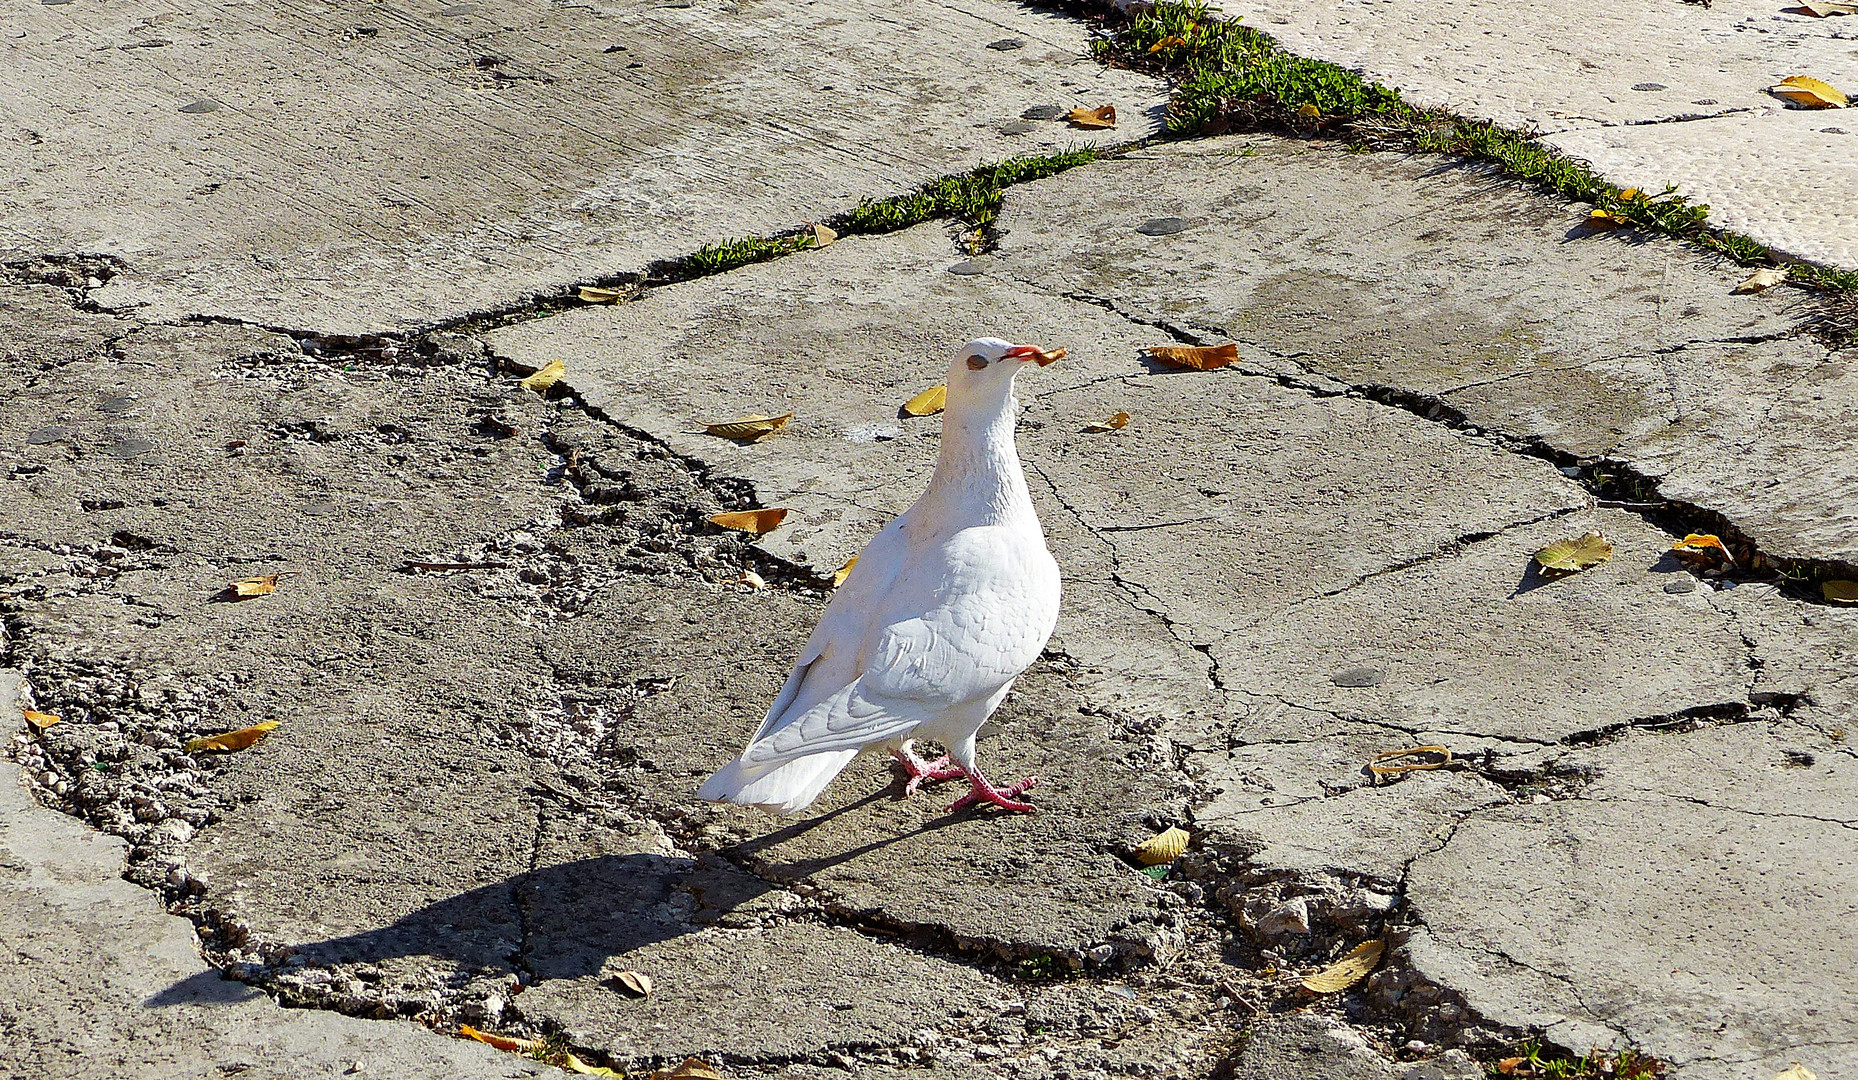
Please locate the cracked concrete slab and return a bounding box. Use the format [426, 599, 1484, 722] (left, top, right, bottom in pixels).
[3, 0, 1165, 334]
[0, 668, 547, 1080]
[991, 138, 1858, 563]
[1404, 721, 1858, 1080]
[1223, 0, 1858, 267]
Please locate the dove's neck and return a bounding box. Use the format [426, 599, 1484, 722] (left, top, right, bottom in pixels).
[922, 392, 1035, 527]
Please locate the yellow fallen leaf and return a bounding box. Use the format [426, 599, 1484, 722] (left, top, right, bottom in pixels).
[1297, 103, 1321, 118]
[1769, 75, 1848, 108]
[806, 222, 837, 248]
[1733, 267, 1787, 294]
[1301, 939, 1385, 993]
[229, 574, 279, 598]
[832, 554, 858, 588]
[1067, 104, 1117, 129]
[1771, 1066, 1818, 1080]
[1823, 580, 1858, 604]
[1132, 825, 1190, 865]
[184, 720, 281, 754]
[708, 508, 789, 535]
[1148, 34, 1186, 52]
[902, 384, 948, 417]
[1534, 532, 1613, 575]
[1671, 533, 1734, 564]
[520, 359, 566, 393]
[460, 1025, 540, 1054]
[1618, 187, 1641, 201]
[1083, 411, 1130, 433]
[651, 1059, 727, 1080]
[1368, 745, 1452, 777]
[1143, 343, 1238, 370]
[23, 709, 60, 730]
[577, 286, 628, 303]
[565, 1054, 626, 1077]
[704, 413, 792, 442]
[1585, 208, 1629, 230]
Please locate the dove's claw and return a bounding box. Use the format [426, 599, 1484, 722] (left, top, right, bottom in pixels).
[947, 773, 1039, 814]
[892, 746, 965, 797]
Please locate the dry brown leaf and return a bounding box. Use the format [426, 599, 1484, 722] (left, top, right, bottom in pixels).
[1083, 411, 1131, 433]
[1734, 267, 1788, 293]
[230, 574, 279, 598]
[1534, 532, 1613, 575]
[1823, 580, 1858, 604]
[185, 720, 281, 754]
[1297, 103, 1321, 118]
[1796, 1, 1858, 14]
[564, 1054, 626, 1077]
[1067, 104, 1117, 129]
[1143, 343, 1238, 370]
[520, 359, 566, 393]
[902, 384, 948, 417]
[23, 709, 60, 730]
[1368, 745, 1452, 777]
[1301, 939, 1385, 993]
[460, 1025, 539, 1053]
[1769, 75, 1848, 108]
[1671, 533, 1734, 564]
[577, 286, 628, 303]
[1496, 1058, 1527, 1076]
[708, 508, 790, 535]
[651, 1060, 727, 1080]
[704, 413, 793, 442]
[1770, 1066, 1818, 1080]
[612, 970, 654, 997]
[806, 222, 837, 248]
[1132, 825, 1190, 865]
[832, 555, 858, 588]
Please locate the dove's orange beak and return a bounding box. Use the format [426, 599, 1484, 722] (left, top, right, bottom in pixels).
[1006, 344, 1065, 367]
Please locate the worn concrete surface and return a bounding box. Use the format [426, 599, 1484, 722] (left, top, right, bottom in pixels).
[1, 668, 552, 1080]
[1227, 0, 1858, 267]
[3, 0, 1165, 334]
[991, 138, 1858, 565]
[5, 4, 1858, 1079]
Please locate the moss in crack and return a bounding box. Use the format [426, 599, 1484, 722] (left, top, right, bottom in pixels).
[1094, 1, 1858, 303]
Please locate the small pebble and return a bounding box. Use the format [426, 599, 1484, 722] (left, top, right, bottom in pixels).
[1020, 104, 1066, 120]
[986, 37, 1024, 50]
[946, 259, 988, 276]
[1632, 82, 1667, 91]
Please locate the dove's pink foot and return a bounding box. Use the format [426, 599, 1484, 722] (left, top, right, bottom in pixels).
[947, 771, 1039, 814]
[891, 746, 966, 796]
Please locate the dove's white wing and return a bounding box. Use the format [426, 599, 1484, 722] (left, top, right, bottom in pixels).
[743, 524, 1059, 763]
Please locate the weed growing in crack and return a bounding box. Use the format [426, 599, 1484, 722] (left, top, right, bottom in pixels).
[1489, 1040, 1666, 1080]
[1094, 1, 1858, 302]
[662, 148, 1100, 278]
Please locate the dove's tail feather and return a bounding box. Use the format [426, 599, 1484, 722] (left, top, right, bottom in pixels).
[697, 748, 861, 816]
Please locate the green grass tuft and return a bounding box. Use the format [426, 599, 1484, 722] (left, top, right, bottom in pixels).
[1488, 1040, 1666, 1080]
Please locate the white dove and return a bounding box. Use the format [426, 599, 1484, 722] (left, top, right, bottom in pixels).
[699, 337, 1064, 816]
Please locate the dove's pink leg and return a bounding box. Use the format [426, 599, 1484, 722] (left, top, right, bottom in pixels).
[947, 770, 1039, 814]
[890, 744, 966, 796]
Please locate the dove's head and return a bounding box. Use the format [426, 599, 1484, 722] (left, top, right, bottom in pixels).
[947, 337, 1062, 410]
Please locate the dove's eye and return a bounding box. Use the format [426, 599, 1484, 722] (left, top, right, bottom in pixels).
[966, 355, 988, 370]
